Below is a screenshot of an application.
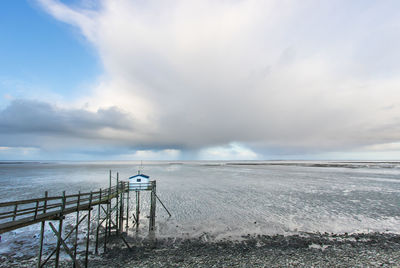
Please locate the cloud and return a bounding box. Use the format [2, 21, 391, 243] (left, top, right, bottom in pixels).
[121, 149, 181, 160]
[0, 99, 139, 148]
[19, 0, 400, 158]
[199, 143, 259, 160]
[0, 146, 40, 160]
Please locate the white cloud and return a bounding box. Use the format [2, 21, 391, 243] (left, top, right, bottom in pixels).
[19, 0, 400, 158]
[122, 149, 181, 160]
[361, 142, 400, 152]
[37, 0, 98, 42]
[199, 143, 259, 160]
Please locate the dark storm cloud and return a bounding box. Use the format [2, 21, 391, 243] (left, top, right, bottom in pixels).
[0, 99, 134, 138]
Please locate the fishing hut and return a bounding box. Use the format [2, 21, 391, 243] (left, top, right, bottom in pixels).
[129, 172, 151, 190]
[128, 171, 171, 233]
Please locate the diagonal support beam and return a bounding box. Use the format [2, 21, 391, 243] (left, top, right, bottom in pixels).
[101, 202, 119, 215]
[96, 215, 108, 230]
[101, 205, 108, 215]
[41, 215, 87, 267]
[154, 193, 172, 217]
[101, 204, 120, 231]
[132, 213, 137, 225]
[49, 222, 82, 268]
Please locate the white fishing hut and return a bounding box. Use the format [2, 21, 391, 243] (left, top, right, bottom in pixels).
[127, 170, 171, 232]
[129, 172, 151, 191]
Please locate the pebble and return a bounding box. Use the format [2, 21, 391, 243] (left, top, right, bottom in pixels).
[2, 232, 400, 267]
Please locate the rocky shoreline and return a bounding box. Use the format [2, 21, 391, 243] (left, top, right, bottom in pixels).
[84, 232, 400, 267]
[3, 232, 400, 267]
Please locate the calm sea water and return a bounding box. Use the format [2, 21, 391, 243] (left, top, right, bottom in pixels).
[1, 161, 400, 258]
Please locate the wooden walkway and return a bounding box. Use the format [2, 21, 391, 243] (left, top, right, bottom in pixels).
[0, 171, 160, 268]
[0, 183, 127, 234]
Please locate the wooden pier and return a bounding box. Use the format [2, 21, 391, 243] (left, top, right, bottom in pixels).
[0, 170, 164, 267]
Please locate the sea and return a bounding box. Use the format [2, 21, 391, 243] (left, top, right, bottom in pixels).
[0, 161, 400, 259]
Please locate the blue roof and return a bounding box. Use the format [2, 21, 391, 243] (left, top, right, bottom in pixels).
[129, 174, 149, 179]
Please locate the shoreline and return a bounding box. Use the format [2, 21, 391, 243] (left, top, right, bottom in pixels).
[4, 232, 397, 267]
[86, 232, 400, 267]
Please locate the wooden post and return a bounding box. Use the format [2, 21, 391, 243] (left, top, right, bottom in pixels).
[109, 170, 112, 190]
[135, 191, 140, 232]
[84, 192, 93, 268]
[116, 173, 119, 235]
[149, 181, 157, 232]
[126, 182, 129, 230]
[103, 204, 108, 252]
[108, 171, 111, 236]
[95, 189, 101, 254]
[37, 191, 47, 268]
[13, 204, 17, 220]
[73, 191, 81, 268]
[119, 183, 124, 233]
[103, 201, 109, 252]
[55, 191, 66, 268]
[34, 200, 39, 220]
[44, 191, 48, 213]
[104, 171, 112, 252]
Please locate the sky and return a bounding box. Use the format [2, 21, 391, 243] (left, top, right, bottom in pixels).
[1, 0, 400, 160]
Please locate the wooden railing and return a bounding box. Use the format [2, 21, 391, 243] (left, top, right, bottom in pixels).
[0, 181, 129, 234]
[128, 182, 153, 190]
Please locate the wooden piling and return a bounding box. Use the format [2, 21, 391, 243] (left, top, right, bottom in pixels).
[103, 202, 109, 252]
[116, 173, 119, 235]
[95, 189, 101, 254]
[37, 191, 47, 268]
[55, 191, 66, 268]
[108, 171, 112, 237]
[104, 184, 111, 252]
[84, 192, 93, 268]
[125, 182, 129, 230]
[73, 191, 81, 268]
[34, 200, 39, 220]
[119, 183, 124, 233]
[149, 181, 157, 232]
[13, 204, 17, 221]
[135, 191, 140, 232]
